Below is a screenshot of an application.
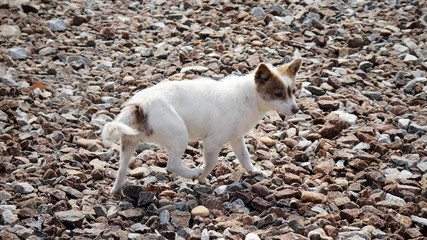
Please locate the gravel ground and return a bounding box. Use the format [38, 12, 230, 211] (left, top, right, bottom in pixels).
[0, 0, 427, 239]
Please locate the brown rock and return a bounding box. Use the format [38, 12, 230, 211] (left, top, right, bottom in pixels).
[399, 202, 419, 216]
[283, 138, 298, 148]
[301, 191, 327, 203]
[100, 27, 115, 40]
[319, 113, 349, 139]
[170, 210, 191, 228]
[340, 209, 360, 222]
[275, 189, 299, 199]
[251, 184, 270, 198]
[251, 197, 272, 212]
[347, 35, 364, 48]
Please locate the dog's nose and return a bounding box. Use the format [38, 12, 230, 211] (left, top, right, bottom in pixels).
[291, 106, 299, 114]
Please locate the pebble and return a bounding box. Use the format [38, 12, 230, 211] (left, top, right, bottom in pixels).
[11, 182, 34, 194]
[8, 47, 27, 60]
[191, 206, 209, 217]
[47, 19, 67, 31]
[0, 24, 21, 38]
[1, 1, 426, 240]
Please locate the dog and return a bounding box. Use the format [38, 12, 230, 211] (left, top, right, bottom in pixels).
[102, 58, 302, 195]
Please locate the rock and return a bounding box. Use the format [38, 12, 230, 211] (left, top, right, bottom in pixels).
[12, 181, 34, 194]
[120, 209, 142, 221]
[38, 47, 56, 56]
[333, 111, 358, 126]
[319, 113, 349, 139]
[359, 61, 373, 72]
[159, 210, 170, 225]
[251, 184, 270, 198]
[301, 191, 327, 203]
[398, 119, 411, 129]
[361, 91, 382, 101]
[251, 197, 271, 212]
[47, 19, 67, 31]
[411, 215, 427, 227]
[251, 7, 266, 17]
[8, 47, 27, 60]
[347, 35, 364, 48]
[55, 210, 85, 228]
[170, 210, 191, 228]
[191, 206, 209, 217]
[180, 66, 209, 73]
[338, 231, 370, 240]
[0, 25, 21, 38]
[137, 191, 156, 206]
[382, 168, 413, 180]
[288, 219, 304, 235]
[408, 122, 426, 134]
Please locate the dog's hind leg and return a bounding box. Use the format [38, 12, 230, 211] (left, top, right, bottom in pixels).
[110, 135, 139, 195]
[149, 106, 203, 180]
[230, 137, 265, 176]
[198, 140, 221, 184]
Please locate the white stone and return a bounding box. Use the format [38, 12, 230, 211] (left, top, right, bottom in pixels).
[398, 119, 410, 129]
[180, 66, 209, 73]
[245, 233, 261, 240]
[385, 193, 406, 206]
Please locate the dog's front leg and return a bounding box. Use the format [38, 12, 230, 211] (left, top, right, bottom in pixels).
[198, 141, 221, 184]
[110, 136, 139, 195]
[230, 137, 265, 177]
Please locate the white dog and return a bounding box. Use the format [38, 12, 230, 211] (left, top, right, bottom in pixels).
[102, 58, 302, 194]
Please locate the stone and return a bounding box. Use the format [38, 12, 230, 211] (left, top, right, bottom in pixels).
[301, 191, 327, 203]
[12, 181, 34, 194]
[338, 231, 370, 240]
[137, 191, 156, 206]
[47, 19, 67, 32]
[359, 61, 373, 72]
[251, 184, 270, 198]
[0, 25, 21, 38]
[361, 91, 382, 101]
[333, 111, 358, 126]
[319, 113, 349, 139]
[398, 119, 410, 129]
[251, 197, 271, 212]
[251, 7, 266, 17]
[411, 215, 427, 227]
[180, 66, 209, 73]
[170, 210, 191, 228]
[382, 168, 413, 180]
[120, 209, 142, 221]
[191, 206, 209, 217]
[8, 47, 27, 60]
[38, 47, 56, 56]
[55, 210, 85, 228]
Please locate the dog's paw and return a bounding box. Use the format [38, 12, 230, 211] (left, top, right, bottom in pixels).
[190, 167, 203, 179]
[198, 176, 208, 184]
[249, 169, 266, 177]
[110, 187, 123, 196]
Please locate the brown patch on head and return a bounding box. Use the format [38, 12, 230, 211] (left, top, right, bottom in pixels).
[255, 63, 293, 101]
[277, 58, 302, 79]
[126, 103, 153, 136]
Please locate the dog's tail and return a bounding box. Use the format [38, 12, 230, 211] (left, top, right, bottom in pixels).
[102, 104, 144, 142]
[102, 121, 139, 142]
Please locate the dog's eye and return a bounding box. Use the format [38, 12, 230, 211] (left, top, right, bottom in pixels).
[274, 92, 283, 98]
[292, 89, 296, 95]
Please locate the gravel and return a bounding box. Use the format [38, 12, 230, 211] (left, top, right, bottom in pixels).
[0, 0, 426, 239]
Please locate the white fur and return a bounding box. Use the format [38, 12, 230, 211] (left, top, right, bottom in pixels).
[102, 62, 300, 195]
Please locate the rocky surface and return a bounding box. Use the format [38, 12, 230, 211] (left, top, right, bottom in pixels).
[0, 0, 426, 239]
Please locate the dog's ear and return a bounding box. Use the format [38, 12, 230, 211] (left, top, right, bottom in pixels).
[255, 63, 272, 84]
[278, 58, 302, 78]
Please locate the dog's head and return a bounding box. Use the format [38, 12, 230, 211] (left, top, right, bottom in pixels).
[254, 59, 301, 116]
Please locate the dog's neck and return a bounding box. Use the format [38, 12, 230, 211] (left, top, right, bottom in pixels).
[227, 74, 275, 124]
